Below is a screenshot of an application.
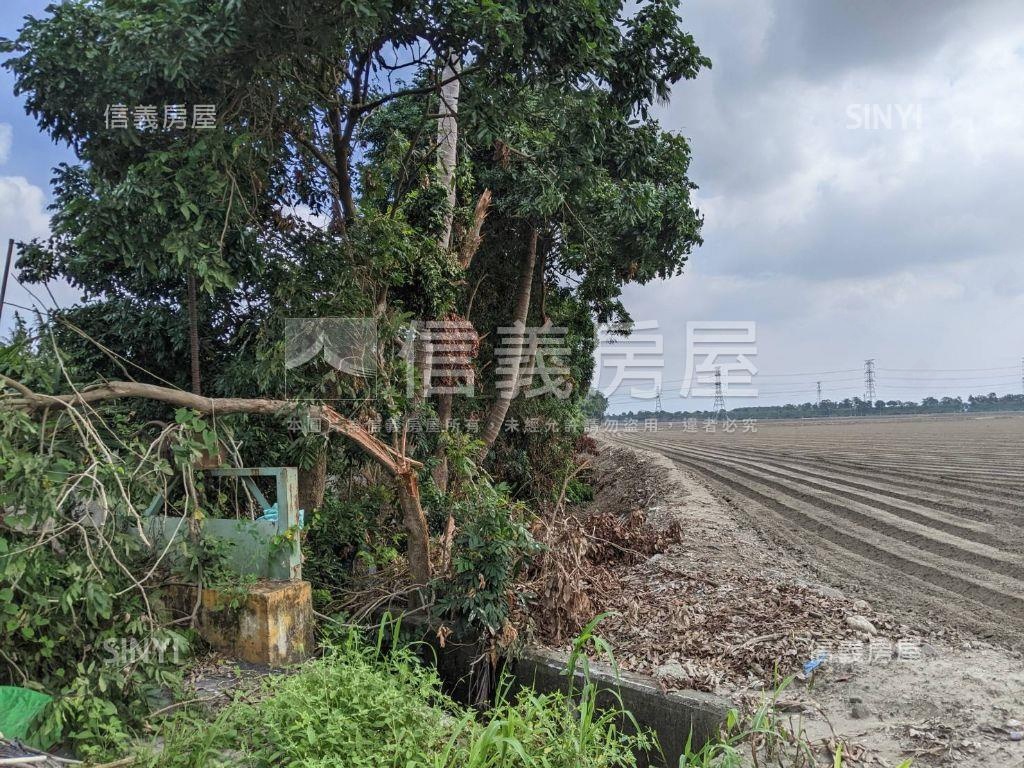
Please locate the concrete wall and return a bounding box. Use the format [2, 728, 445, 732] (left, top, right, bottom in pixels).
[386, 613, 732, 766]
[511, 647, 730, 766]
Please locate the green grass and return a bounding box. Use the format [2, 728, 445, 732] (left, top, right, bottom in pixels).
[137, 618, 913, 768]
[137, 622, 652, 768]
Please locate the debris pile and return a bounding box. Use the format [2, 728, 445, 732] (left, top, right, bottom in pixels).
[526, 502, 683, 642]
[529, 444, 918, 694]
[575, 555, 902, 691]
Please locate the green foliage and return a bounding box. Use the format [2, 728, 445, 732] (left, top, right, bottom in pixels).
[581, 390, 609, 421]
[438, 481, 540, 633]
[0, 341, 253, 757]
[0, 0, 717, 759]
[302, 490, 401, 590]
[433, 437, 542, 633]
[139, 626, 651, 768]
[0, 406, 190, 758]
[170, 408, 221, 472]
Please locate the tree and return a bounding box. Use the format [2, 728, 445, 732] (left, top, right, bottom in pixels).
[3, 0, 708, 585]
[582, 390, 609, 421]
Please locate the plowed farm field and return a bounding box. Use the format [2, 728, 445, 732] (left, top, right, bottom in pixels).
[615, 413, 1024, 641]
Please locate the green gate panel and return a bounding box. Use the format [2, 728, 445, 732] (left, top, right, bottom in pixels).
[141, 467, 301, 581]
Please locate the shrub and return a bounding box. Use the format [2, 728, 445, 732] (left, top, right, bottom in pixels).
[436, 478, 540, 634]
[0, 406, 190, 758]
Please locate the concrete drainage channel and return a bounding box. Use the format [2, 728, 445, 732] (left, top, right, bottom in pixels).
[514, 647, 731, 766]
[395, 614, 732, 767]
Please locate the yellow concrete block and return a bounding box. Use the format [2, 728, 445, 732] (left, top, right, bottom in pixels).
[199, 580, 314, 667]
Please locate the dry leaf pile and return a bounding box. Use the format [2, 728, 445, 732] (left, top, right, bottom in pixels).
[577, 555, 901, 691]
[525, 507, 683, 643]
[528, 503, 904, 693]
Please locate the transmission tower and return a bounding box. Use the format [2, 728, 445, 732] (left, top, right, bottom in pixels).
[654, 387, 663, 416]
[816, 381, 822, 407]
[1020, 357, 1024, 396]
[864, 359, 876, 403]
[712, 367, 726, 414]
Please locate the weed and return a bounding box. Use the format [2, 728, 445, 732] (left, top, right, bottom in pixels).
[677, 676, 914, 768]
[140, 624, 651, 768]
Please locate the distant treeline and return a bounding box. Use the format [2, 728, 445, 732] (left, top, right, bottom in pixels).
[609, 392, 1024, 421]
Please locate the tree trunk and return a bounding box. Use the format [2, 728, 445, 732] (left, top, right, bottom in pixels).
[477, 228, 538, 462]
[297, 447, 328, 513]
[436, 53, 461, 250]
[431, 393, 453, 491]
[328, 105, 356, 226]
[396, 465, 431, 591]
[432, 190, 492, 492]
[186, 270, 202, 396]
[427, 54, 462, 492]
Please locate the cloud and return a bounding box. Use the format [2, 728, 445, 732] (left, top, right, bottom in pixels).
[605, 2, 1024, 411]
[0, 127, 50, 240]
[610, 252, 1024, 411]
[0, 174, 61, 331]
[0, 175, 50, 241]
[0, 127, 66, 333]
[664, 6, 1024, 279]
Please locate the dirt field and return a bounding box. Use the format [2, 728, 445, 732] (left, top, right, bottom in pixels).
[616, 413, 1024, 643]
[587, 417, 1024, 766]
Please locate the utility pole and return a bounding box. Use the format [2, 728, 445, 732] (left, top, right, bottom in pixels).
[0, 239, 14, 328]
[816, 381, 822, 407]
[712, 366, 726, 415]
[864, 359, 876, 404]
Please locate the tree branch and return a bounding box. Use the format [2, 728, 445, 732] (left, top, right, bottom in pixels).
[1, 377, 417, 473]
[352, 65, 479, 115]
[288, 126, 340, 181]
[3, 375, 433, 584]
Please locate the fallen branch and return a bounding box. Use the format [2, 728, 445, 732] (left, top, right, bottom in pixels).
[2, 376, 432, 584]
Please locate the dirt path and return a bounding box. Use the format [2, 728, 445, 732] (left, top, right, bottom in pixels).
[589, 429, 1024, 767]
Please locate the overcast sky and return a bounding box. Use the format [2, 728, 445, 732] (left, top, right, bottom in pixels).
[2, 1, 1023, 411]
[601, 0, 1024, 412]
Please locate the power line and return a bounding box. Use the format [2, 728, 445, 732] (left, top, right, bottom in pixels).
[876, 370, 1019, 376]
[599, 370, 1018, 398]
[599, 362, 1024, 404]
[868, 373, 1022, 382]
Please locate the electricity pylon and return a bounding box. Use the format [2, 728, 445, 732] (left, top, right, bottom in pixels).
[712, 367, 725, 415]
[864, 359, 876, 403]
